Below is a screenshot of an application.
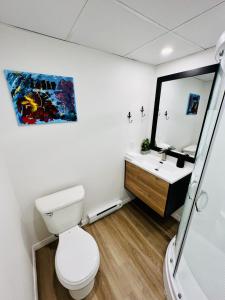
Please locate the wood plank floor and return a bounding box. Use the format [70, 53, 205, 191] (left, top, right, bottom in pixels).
[36, 200, 178, 300]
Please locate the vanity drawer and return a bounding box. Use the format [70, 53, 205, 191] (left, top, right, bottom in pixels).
[125, 161, 169, 216]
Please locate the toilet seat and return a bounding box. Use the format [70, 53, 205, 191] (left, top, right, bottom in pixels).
[55, 225, 100, 291]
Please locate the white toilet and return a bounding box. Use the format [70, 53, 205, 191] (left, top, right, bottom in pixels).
[35, 185, 100, 300]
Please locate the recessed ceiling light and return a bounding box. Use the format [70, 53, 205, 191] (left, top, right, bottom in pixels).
[161, 47, 173, 56]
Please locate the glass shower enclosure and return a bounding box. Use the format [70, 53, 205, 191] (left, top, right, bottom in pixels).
[164, 39, 225, 300]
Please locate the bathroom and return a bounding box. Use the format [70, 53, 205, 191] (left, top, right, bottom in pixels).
[0, 1, 224, 299]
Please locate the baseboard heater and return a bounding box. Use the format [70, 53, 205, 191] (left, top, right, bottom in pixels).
[87, 199, 123, 223]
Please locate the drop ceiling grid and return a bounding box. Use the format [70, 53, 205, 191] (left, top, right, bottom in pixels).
[126, 32, 203, 65]
[118, 0, 225, 64]
[174, 1, 225, 49]
[116, 0, 224, 30]
[67, 0, 224, 64]
[0, 0, 88, 40]
[0, 0, 224, 64]
[67, 0, 168, 56]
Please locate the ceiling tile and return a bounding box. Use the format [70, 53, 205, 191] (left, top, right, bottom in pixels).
[174, 2, 225, 49]
[68, 0, 166, 56]
[0, 0, 87, 39]
[127, 32, 202, 65]
[118, 0, 223, 29]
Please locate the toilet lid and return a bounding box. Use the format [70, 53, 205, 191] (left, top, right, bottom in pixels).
[55, 226, 100, 287]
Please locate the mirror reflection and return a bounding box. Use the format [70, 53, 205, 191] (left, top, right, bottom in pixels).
[155, 73, 214, 158]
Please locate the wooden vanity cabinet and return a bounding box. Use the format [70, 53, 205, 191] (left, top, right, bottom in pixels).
[124, 161, 191, 217]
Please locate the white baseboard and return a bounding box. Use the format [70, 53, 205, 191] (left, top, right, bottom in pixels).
[121, 196, 133, 205]
[172, 206, 183, 222]
[32, 234, 57, 252]
[80, 217, 89, 226]
[172, 211, 181, 222]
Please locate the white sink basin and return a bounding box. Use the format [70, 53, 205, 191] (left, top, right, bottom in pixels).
[125, 151, 194, 184]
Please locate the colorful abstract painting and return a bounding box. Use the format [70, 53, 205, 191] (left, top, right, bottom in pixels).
[186, 93, 200, 115]
[4, 70, 77, 125]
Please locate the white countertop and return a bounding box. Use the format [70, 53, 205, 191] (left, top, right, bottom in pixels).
[125, 151, 194, 184]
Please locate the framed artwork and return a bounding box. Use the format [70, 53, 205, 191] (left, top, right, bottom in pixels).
[4, 70, 77, 125]
[186, 93, 200, 115]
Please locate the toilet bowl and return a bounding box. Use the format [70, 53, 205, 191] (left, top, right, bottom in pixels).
[55, 226, 100, 299]
[35, 185, 100, 299]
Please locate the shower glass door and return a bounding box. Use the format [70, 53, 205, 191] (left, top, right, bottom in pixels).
[174, 64, 224, 259]
[173, 63, 225, 299]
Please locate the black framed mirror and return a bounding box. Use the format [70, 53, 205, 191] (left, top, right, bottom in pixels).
[150, 64, 219, 163]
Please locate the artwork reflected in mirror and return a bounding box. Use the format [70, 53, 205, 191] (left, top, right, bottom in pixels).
[151, 65, 218, 161]
[186, 93, 200, 115]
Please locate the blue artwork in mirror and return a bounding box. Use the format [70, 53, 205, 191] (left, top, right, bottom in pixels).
[186, 93, 200, 115]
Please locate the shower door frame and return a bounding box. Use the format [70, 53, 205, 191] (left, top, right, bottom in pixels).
[173, 64, 224, 277]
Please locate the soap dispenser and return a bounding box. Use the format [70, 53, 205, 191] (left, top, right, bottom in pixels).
[176, 153, 186, 168]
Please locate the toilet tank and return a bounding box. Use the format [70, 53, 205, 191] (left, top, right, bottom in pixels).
[35, 185, 85, 235]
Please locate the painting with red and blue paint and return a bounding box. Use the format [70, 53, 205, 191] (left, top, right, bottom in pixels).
[4, 70, 77, 125]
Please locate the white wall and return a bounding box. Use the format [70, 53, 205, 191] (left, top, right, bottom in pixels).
[157, 77, 212, 151]
[0, 24, 155, 245]
[0, 152, 33, 300]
